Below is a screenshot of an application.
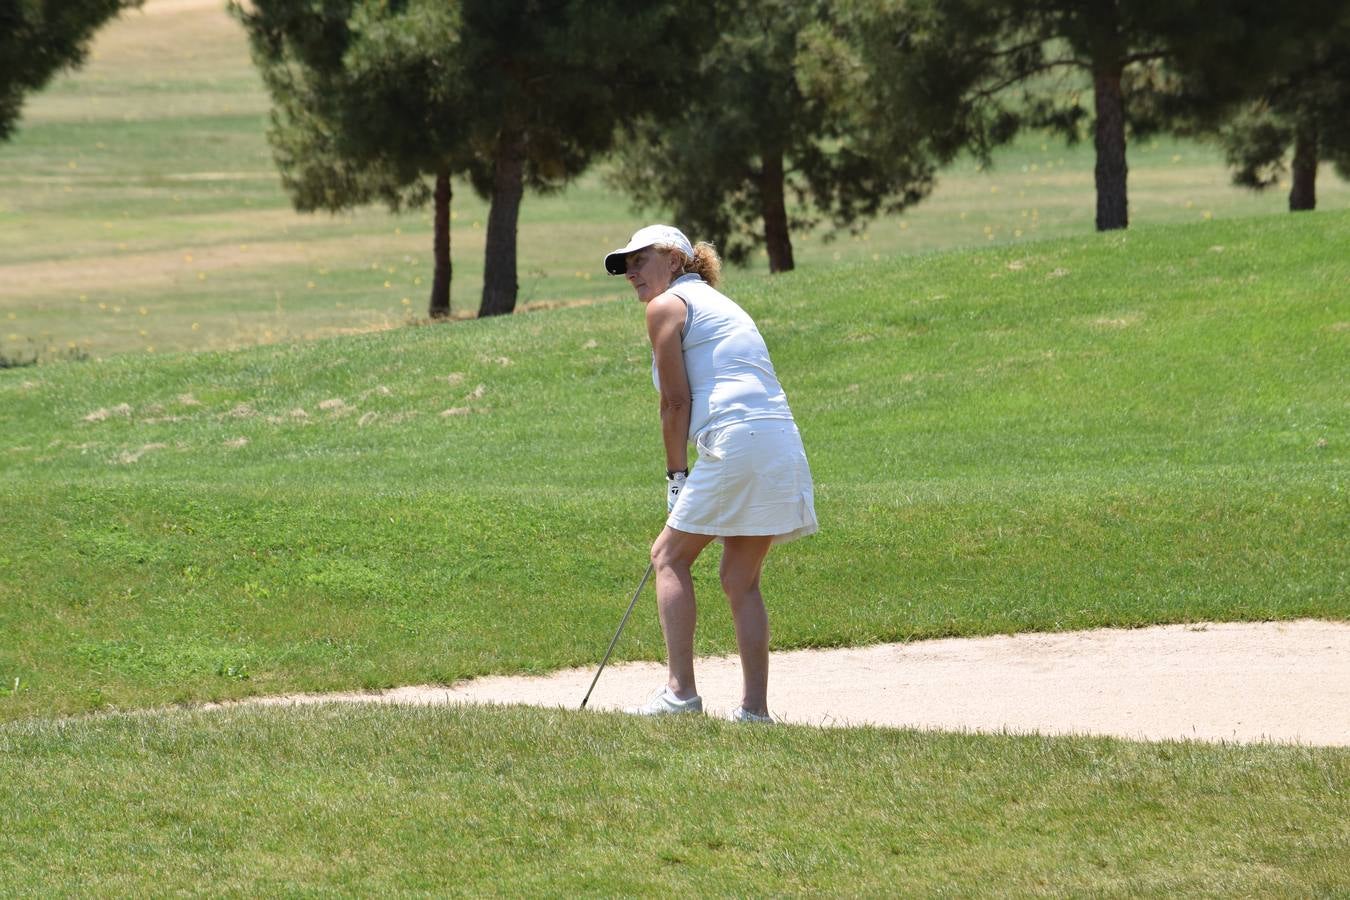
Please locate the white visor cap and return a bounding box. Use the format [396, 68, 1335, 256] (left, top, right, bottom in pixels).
[604, 224, 694, 276]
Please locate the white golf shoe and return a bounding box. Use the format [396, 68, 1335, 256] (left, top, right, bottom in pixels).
[626, 686, 703, 716]
[728, 706, 773, 723]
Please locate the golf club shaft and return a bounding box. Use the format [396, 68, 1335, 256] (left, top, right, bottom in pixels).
[579, 561, 654, 709]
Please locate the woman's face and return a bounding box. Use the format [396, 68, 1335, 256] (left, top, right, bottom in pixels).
[624, 246, 680, 303]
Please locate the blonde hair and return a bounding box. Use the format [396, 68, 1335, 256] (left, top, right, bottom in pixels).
[657, 240, 722, 289]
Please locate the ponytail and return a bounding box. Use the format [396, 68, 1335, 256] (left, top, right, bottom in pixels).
[685, 241, 722, 288]
[660, 240, 723, 289]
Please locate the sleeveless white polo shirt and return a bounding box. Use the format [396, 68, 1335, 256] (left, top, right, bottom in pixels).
[653, 273, 795, 441]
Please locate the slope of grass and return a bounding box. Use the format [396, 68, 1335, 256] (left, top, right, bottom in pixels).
[1, 705, 1346, 896]
[1, 212, 1345, 721]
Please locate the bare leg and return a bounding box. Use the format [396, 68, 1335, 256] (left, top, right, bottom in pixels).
[720, 535, 775, 716]
[650, 526, 715, 700]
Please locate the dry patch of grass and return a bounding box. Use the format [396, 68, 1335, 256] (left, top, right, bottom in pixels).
[1088, 312, 1146, 329]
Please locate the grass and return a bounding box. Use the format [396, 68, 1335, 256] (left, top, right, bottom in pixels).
[1, 210, 1346, 721]
[1, 705, 1346, 895]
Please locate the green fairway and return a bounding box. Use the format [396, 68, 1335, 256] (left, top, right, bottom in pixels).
[2, 705, 1346, 895]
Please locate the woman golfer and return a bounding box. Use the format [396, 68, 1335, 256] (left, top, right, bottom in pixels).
[604, 224, 817, 722]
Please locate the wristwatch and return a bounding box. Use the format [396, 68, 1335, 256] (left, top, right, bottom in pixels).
[666, 468, 689, 479]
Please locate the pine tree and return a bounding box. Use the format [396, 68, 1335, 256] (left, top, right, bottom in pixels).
[1216, 17, 1350, 211]
[452, 1, 713, 316]
[235, 0, 471, 318]
[239, 1, 712, 318]
[0, 0, 141, 142]
[609, 0, 939, 273]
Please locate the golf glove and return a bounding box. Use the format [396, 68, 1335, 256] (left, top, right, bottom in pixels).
[666, 470, 687, 513]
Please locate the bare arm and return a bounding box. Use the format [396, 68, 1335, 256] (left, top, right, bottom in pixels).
[645, 291, 690, 473]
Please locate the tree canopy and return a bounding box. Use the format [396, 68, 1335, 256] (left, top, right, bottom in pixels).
[0, 0, 141, 142]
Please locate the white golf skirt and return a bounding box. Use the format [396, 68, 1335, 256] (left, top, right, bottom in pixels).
[667, 419, 817, 545]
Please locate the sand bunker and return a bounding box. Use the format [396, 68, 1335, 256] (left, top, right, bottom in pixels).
[212, 619, 1350, 747]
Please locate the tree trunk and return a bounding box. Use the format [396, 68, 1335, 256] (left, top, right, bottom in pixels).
[1289, 124, 1318, 211]
[759, 147, 795, 273]
[1092, 66, 1129, 231]
[428, 170, 452, 319]
[479, 129, 527, 318]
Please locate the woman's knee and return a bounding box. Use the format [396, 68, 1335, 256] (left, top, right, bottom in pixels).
[719, 565, 761, 604]
[719, 537, 772, 600]
[651, 528, 708, 572]
[650, 533, 678, 570]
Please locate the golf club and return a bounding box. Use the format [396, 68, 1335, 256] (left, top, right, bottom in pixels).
[579, 561, 654, 710]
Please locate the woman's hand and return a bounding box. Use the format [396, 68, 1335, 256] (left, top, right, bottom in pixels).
[667, 470, 687, 513]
